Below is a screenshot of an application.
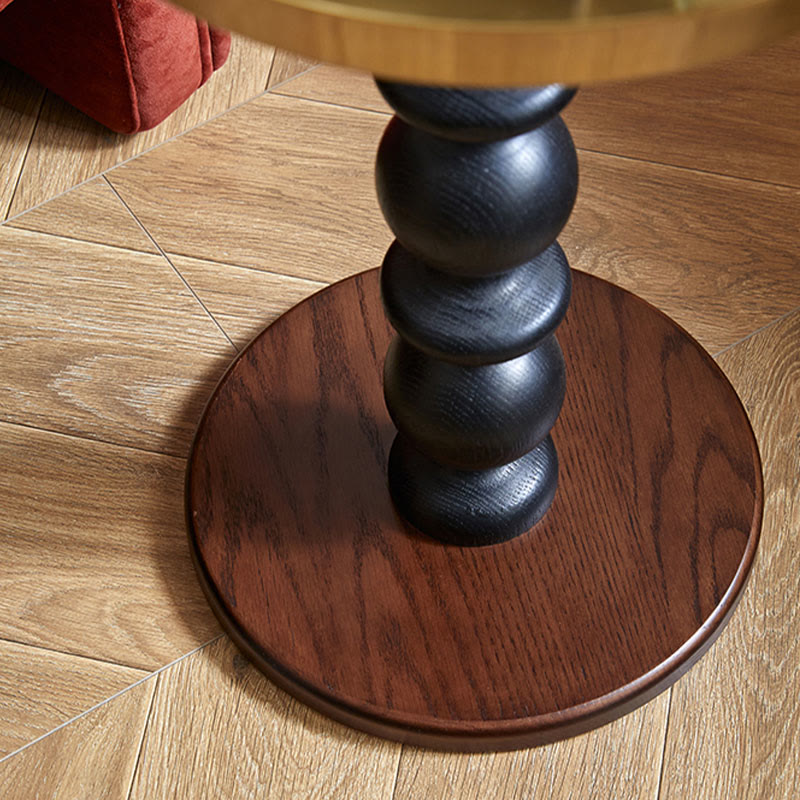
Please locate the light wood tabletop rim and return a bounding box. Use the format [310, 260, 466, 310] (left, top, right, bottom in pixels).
[176, 0, 800, 84]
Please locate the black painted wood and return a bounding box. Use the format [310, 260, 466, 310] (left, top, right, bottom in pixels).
[375, 82, 578, 545]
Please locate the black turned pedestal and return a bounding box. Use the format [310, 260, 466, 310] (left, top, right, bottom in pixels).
[186, 82, 762, 751]
[377, 83, 576, 545]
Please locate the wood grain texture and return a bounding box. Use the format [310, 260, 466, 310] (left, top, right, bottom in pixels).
[129, 637, 400, 800]
[6, 177, 157, 253]
[0, 62, 44, 220]
[395, 695, 669, 800]
[275, 65, 390, 113]
[0, 224, 234, 455]
[267, 49, 317, 88]
[0, 677, 155, 800]
[171, 254, 324, 349]
[565, 33, 800, 188]
[7, 33, 274, 216]
[0, 421, 219, 669]
[188, 268, 761, 749]
[563, 151, 800, 353]
[175, 0, 800, 86]
[0, 640, 145, 759]
[107, 90, 799, 355]
[107, 93, 392, 284]
[660, 309, 800, 800]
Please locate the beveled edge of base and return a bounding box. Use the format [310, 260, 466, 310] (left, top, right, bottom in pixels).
[184, 268, 763, 752]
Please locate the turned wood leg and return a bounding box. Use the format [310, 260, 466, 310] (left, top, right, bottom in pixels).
[375, 82, 578, 545]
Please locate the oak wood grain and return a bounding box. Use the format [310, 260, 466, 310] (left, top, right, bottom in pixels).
[7, 33, 274, 216]
[0, 639, 145, 759]
[107, 90, 799, 354]
[107, 93, 392, 284]
[188, 268, 760, 749]
[267, 49, 317, 88]
[394, 696, 669, 800]
[171, 254, 324, 349]
[0, 62, 44, 220]
[0, 421, 219, 669]
[660, 309, 800, 800]
[129, 637, 400, 800]
[0, 677, 155, 800]
[563, 151, 800, 353]
[565, 33, 800, 188]
[0, 225, 233, 455]
[6, 177, 157, 253]
[274, 65, 390, 114]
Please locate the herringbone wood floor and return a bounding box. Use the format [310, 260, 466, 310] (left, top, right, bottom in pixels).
[0, 34, 798, 800]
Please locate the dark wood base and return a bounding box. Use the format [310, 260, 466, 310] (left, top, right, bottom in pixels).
[186, 268, 761, 752]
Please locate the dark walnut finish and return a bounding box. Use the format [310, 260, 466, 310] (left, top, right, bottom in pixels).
[376, 83, 577, 545]
[187, 268, 761, 751]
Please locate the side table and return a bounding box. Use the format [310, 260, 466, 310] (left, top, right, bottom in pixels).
[175, 0, 798, 750]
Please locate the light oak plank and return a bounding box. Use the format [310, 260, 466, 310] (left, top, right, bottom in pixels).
[6, 177, 157, 254]
[661, 310, 800, 800]
[565, 33, 800, 188]
[0, 639, 145, 759]
[129, 637, 400, 800]
[0, 676, 155, 800]
[8, 33, 274, 216]
[563, 151, 800, 353]
[0, 62, 44, 220]
[0, 225, 233, 455]
[0, 422, 219, 669]
[172, 254, 324, 348]
[109, 89, 798, 353]
[395, 695, 669, 800]
[268, 49, 317, 88]
[108, 93, 392, 285]
[274, 64, 389, 114]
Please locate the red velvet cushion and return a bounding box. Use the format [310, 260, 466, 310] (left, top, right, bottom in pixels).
[0, 0, 230, 133]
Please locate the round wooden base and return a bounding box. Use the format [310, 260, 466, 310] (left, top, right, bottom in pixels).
[186, 268, 761, 752]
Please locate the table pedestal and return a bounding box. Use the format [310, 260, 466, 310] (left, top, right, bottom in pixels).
[187, 265, 760, 751]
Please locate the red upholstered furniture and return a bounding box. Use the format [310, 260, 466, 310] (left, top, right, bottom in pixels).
[0, 0, 230, 133]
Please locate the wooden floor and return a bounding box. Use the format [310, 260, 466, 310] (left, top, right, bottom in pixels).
[0, 33, 798, 800]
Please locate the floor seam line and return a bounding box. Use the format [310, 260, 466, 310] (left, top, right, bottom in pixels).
[655, 687, 674, 800]
[576, 146, 800, 191]
[3, 88, 46, 221]
[124, 672, 160, 800]
[267, 90, 391, 118]
[389, 745, 404, 800]
[0, 636, 151, 672]
[0, 416, 188, 461]
[103, 176, 238, 352]
[266, 62, 321, 93]
[0, 635, 224, 767]
[712, 305, 800, 359]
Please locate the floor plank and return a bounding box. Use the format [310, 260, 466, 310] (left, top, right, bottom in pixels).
[563, 151, 800, 353]
[564, 33, 800, 188]
[7, 33, 274, 216]
[0, 61, 44, 219]
[6, 177, 157, 253]
[0, 422, 219, 669]
[108, 93, 392, 285]
[395, 696, 669, 800]
[660, 309, 800, 800]
[0, 224, 234, 455]
[172, 254, 324, 348]
[128, 637, 400, 800]
[268, 49, 317, 88]
[0, 676, 155, 800]
[274, 65, 389, 114]
[0, 639, 145, 759]
[108, 90, 799, 354]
